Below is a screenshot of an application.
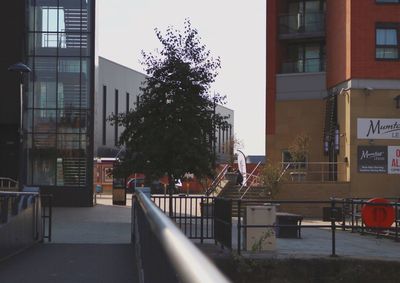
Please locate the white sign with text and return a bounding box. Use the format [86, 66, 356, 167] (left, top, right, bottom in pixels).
[357, 118, 400, 139]
[388, 146, 400, 174]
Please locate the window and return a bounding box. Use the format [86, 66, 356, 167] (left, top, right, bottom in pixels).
[376, 27, 399, 59]
[282, 150, 307, 169]
[282, 42, 325, 73]
[115, 89, 119, 146]
[126, 92, 130, 114]
[102, 86, 107, 145]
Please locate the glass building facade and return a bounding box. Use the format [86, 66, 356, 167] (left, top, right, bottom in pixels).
[25, 0, 94, 203]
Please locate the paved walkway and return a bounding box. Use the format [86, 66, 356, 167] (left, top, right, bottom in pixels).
[0, 194, 138, 283]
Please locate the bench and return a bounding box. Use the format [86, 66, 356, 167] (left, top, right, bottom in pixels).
[276, 212, 303, 239]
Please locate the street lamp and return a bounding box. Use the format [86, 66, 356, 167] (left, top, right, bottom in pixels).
[8, 62, 31, 190]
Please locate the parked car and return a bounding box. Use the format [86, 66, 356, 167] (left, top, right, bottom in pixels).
[126, 178, 145, 193]
[126, 177, 181, 194]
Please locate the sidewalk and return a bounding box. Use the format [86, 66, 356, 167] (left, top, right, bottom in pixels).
[51, 194, 132, 243]
[0, 194, 138, 283]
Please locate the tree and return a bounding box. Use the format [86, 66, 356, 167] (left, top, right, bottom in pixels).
[259, 162, 282, 199]
[111, 20, 226, 190]
[288, 133, 310, 164]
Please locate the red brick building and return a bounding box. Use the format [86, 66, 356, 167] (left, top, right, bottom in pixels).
[267, 0, 400, 198]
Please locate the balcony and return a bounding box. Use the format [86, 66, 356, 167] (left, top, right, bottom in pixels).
[281, 58, 325, 74]
[279, 12, 325, 39]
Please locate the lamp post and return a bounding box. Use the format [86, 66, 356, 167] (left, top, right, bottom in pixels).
[8, 62, 31, 190]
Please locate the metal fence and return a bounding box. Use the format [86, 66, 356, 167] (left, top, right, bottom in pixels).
[149, 195, 400, 259]
[40, 194, 53, 242]
[133, 189, 230, 283]
[280, 162, 347, 182]
[231, 199, 400, 256]
[151, 195, 214, 242]
[0, 177, 19, 192]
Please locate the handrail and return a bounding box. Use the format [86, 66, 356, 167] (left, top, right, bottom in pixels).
[279, 161, 347, 182]
[0, 177, 19, 189]
[278, 162, 291, 182]
[239, 162, 262, 199]
[135, 189, 230, 283]
[238, 161, 261, 192]
[205, 164, 229, 196]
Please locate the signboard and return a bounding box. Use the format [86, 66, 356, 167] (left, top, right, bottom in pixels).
[357, 146, 387, 173]
[357, 118, 400, 139]
[388, 146, 400, 174]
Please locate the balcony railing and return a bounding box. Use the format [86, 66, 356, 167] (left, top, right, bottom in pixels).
[280, 162, 348, 182]
[281, 58, 325, 73]
[279, 12, 325, 38]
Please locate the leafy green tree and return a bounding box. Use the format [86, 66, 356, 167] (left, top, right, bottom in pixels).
[111, 20, 226, 189]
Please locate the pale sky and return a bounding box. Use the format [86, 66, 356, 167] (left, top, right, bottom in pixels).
[97, 0, 266, 156]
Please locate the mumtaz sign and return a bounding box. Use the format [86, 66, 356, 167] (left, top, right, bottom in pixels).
[357, 119, 400, 139]
[358, 146, 400, 174]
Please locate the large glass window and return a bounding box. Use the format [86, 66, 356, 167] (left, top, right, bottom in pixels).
[281, 42, 325, 73]
[26, 0, 93, 187]
[376, 27, 399, 59]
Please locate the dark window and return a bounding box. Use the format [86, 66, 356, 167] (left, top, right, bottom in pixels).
[115, 89, 119, 146]
[136, 95, 140, 108]
[376, 26, 399, 59]
[126, 92, 130, 114]
[282, 150, 307, 169]
[218, 126, 221, 153]
[281, 42, 325, 73]
[102, 86, 107, 145]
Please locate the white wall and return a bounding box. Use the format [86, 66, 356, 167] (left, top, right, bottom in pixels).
[95, 57, 147, 155]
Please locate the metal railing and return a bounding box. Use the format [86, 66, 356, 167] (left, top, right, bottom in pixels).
[224, 199, 400, 257]
[239, 162, 262, 199]
[148, 194, 400, 260]
[0, 177, 19, 191]
[40, 194, 53, 242]
[281, 58, 326, 74]
[151, 195, 214, 242]
[280, 161, 347, 182]
[133, 189, 230, 283]
[206, 164, 229, 196]
[333, 197, 400, 240]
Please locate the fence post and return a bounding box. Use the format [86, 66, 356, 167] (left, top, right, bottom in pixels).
[351, 199, 355, 233]
[341, 199, 346, 231]
[330, 199, 337, 257]
[200, 196, 204, 244]
[395, 202, 399, 242]
[237, 199, 241, 255]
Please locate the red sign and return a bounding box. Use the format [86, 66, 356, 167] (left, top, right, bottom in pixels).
[361, 198, 395, 229]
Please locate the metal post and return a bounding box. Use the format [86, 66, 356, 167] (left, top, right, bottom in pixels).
[200, 196, 204, 243]
[237, 199, 241, 255]
[331, 199, 337, 257]
[18, 79, 24, 191]
[395, 202, 399, 242]
[351, 199, 355, 233]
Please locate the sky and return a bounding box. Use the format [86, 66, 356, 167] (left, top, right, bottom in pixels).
[97, 0, 266, 156]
